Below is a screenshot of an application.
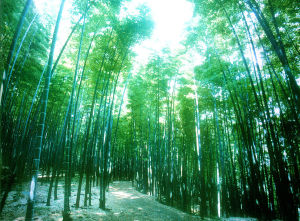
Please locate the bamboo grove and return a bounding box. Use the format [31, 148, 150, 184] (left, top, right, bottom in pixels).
[0, 0, 299, 220]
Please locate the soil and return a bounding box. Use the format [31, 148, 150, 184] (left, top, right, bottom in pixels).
[0, 179, 257, 221]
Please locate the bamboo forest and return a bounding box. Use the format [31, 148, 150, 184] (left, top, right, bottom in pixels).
[0, 0, 299, 220]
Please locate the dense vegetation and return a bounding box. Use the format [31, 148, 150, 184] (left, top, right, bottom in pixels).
[0, 0, 299, 220]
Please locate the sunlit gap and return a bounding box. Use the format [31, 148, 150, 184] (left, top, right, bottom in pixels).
[33, 0, 74, 58]
[119, 0, 198, 116]
[129, 0, 195, 68]
[33, 0, 198, 113]
[33, 0, 195, 63]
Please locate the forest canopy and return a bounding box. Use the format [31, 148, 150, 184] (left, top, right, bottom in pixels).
[0, 0, 299, 220]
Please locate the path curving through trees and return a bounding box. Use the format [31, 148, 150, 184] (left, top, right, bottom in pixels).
[1, 180, 257, 220]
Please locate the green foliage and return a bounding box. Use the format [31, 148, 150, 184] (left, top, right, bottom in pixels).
[1, 0, 299, 220]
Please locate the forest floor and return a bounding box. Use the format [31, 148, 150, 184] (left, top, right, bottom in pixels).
[0, 179, 258, 221]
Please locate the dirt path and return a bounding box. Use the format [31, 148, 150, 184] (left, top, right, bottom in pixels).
[0, 180, 202, 220]
[1, 180, 257, 220]
[104, 181, 202, 221]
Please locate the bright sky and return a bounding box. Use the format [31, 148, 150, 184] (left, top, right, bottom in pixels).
[33, 0, 195, 66]
[128, 0, 195, 66]
[33, 0, 73, 58]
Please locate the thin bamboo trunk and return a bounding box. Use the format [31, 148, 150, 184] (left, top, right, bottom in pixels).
[25, 0, 66, 219]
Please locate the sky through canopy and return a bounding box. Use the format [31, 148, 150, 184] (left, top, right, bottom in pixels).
[33, 0, 195, 67]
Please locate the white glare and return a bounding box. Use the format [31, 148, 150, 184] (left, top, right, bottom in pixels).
[33, 0, 73, 58]
[33, 0, 194, 65]
[149, 0, 193, 45]
[29, 177, 35, 200]
[131, 0, 194, 65]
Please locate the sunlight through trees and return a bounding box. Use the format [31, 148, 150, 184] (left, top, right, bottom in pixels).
[0, 0, 299, 220]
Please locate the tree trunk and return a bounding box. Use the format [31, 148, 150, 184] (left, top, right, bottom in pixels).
[25, 0, 66, 219]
